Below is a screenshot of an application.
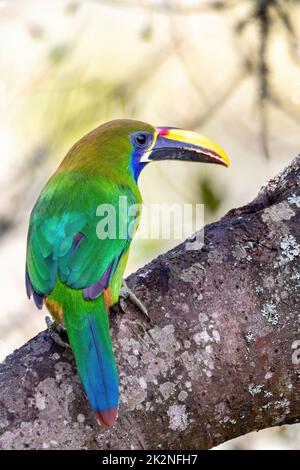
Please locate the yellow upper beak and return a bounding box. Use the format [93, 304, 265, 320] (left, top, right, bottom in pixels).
[142, 127, 230, 168]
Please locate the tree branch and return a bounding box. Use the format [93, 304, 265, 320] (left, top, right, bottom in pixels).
[1, 156, 300, 450]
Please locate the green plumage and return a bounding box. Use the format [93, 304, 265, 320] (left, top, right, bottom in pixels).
[26, 120, 154, 426]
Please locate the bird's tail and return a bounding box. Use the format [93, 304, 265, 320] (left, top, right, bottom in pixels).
[63, 293, 118, 427]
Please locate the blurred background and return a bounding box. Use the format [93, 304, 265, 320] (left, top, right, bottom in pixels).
[0, 0, 299, 449]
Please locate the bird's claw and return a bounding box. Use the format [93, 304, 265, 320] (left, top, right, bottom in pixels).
[45, 316, 71, 349]
[119, 280, 150, 321]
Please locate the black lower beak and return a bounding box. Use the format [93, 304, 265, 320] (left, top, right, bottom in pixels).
[149, 146, 227, 166]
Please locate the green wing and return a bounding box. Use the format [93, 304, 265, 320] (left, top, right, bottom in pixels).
[26, 171, 140, 299]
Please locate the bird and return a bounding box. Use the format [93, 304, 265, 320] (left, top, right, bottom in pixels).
[25, 119, 229, 427]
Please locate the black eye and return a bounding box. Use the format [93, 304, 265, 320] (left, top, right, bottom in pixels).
[134, 133, 149, 147]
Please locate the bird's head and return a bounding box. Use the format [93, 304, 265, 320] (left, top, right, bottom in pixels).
[128, 121, 230, 181]
[59, 119, 230, 181]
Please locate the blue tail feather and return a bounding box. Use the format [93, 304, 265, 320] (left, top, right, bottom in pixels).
[64, 295, 118, 423]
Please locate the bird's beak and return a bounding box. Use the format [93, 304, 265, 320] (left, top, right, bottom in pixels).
[141, 127, 230, 168]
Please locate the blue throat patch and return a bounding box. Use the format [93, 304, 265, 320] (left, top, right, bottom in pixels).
[130, 147, 147, 182]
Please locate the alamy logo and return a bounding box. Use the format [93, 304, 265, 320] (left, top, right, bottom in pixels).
[96, 196, 205, 250]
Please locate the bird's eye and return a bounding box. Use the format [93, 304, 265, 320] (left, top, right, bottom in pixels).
[134, 133, 149, 147]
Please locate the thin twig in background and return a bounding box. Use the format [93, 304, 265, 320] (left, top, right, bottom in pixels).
[235, 0, 300, 158]
[257, 0, 271, 159]
[92, 0, 238, 15]
[184, 69, 249, 130]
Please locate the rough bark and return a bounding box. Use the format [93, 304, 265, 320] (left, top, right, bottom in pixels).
[1, 156, 300, 450]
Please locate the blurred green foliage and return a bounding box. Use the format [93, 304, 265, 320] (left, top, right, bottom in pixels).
[199, 178, 222, 215]
[49, 44, 72, 65]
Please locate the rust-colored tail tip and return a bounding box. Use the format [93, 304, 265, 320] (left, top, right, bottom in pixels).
[95, 408, 118, 427]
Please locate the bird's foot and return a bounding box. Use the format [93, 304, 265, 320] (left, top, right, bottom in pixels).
[45, 316, 70, 349]
[118, 280, 150, 321]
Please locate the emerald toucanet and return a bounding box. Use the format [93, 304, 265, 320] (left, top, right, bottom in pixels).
[26, 119, 229, 427]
